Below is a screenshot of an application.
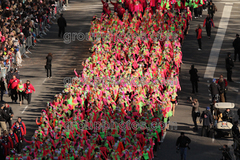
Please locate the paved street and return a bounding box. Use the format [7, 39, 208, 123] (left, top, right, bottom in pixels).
[1, 0, 239, 159]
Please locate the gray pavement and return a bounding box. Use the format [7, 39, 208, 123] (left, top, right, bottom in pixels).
[1, 0, 239, 159]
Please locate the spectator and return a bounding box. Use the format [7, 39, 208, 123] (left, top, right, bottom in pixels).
[3, 103, 13, 129]
[13, 68, 20, 80]
[46, 53, 52, 78]
[209, 78, 220, 102]
[6, 68, 13, 84]
[24, 80, 35, 104]
[200, 107, 213, 137]
[207, 0, 217, 19]
[225, 52, 234, 82]
[195, 24, 202, 51]
[0, 77, 5, 102]
[203, 14, 214, 39]
[216, 75, 228, 102]
[0, 105, 8, 136]
[7, 75, 19, 103]
[17, 80, 25, 106]
[233, 34, 240, 62]
[57, 14, 67, 38]
[189, 64, 199, 93]
[176, 132, 191, 160]
[16, 48, 22, 67]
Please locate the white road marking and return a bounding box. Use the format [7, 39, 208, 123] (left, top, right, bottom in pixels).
[160, 132, 167, 143]
[228, 86, 238, 92]
[43, 78, 47, 84]
[204, 3, 233, 79]
[61, 51, 67, 56]
[22, 105, 28, 114]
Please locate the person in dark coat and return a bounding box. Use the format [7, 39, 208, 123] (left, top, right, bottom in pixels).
[0, 139, 4, 160]
[189, 65, 199, 93]
[207, 0, 217, 19]
[233, 34, 240, 62]
[13, 68, 20, 80]
[0, 77, 5, 102]
[6, 68, 14, 84]
[190, 97, 199, 131]
[225, 52, 234, 82]
[57, 13, 67, 38]
[3, 103, 13, 128]
[232, 121, 239, 139]
[218, 77, 226, 102]
[200, 107, 213, 137]
[203, 14, 215, 39]
[216, 75, 228, 102]
[222, 108, 233, 122]
[232, 121, 240, 150]
[209, 78, 220, 102]
[46, 53, 52, 78]
[176, 132, 191, 160]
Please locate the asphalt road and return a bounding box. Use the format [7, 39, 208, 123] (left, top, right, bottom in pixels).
[1, 0, 239, 159]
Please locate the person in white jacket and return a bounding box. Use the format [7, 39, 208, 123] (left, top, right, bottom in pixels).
[16, 48, 22, 67]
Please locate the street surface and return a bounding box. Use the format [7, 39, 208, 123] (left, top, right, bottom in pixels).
[0, 0, 239, 159]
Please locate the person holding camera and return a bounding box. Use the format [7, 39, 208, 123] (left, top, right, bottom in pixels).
[189, 97, 200, 131]
[176, 132, 191, 160]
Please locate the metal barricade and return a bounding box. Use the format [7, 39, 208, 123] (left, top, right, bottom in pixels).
[20, 44, 29, 58]
[25, 36, 33, 54]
